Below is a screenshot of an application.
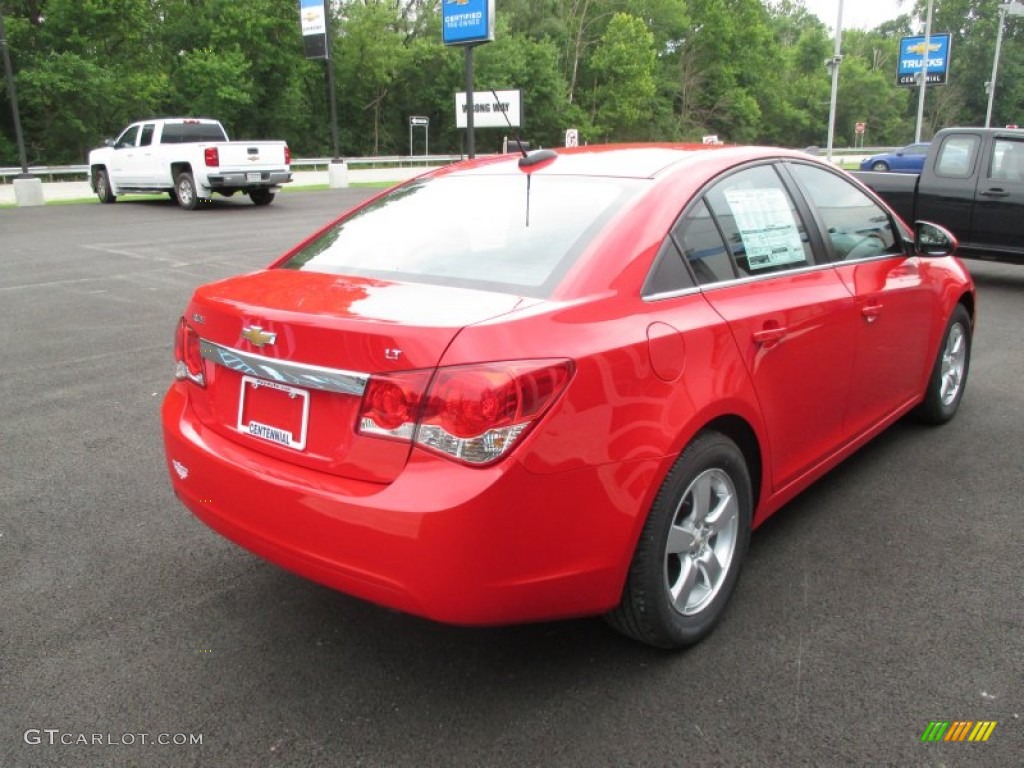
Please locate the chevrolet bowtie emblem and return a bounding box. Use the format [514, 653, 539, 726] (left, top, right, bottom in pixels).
[241, 326, 277, 347]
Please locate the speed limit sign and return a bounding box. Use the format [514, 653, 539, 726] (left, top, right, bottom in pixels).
[565, 128, 579, 147]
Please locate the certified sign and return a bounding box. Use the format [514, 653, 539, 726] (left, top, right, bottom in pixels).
[855, 122, 866, 135]
[897, 33, 952, 86]
[442, 0, 496, 46]
[565, 129, 579, 147]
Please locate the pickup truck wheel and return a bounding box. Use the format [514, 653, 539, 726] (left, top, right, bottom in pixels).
[174, 172, 199, 210]
[871, 161, 889, 172]
[95, 169, 116, 204]
[913, 304, 972, 425]
[249, 189, 275, 206]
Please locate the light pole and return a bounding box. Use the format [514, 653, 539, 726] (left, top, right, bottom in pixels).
[0, 2, 31, 176]
[914, 0, 934, 143]
[825, 0, 844, 163]
[986, 2, 1024, 128]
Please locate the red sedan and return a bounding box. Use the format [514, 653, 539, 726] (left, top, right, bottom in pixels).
[162, 145, 974, 648]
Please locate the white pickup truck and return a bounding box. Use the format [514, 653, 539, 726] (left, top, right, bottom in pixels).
[88, 118, 292, 209]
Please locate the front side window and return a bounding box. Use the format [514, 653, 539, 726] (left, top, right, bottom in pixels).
[281, 175, 642, 297]
[788, 163, 901, 262]
[139, 124, 156, 147]
[703, 165, 814, 278]
[115, 125, 139, 149]
[989, 138, 1024, 181]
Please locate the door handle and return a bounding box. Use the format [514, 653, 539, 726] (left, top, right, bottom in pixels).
[980, 188, 1010, 198]
[753, 327, 788, 345]
[862, 303, 883, 323]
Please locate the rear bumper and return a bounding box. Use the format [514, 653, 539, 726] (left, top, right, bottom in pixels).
[161, 383, 653, 625]
[206, 170, 292, 190]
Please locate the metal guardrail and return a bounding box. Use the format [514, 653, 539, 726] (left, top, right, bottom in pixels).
[0, 154, 466, 183]
[1, 148, 893, 183]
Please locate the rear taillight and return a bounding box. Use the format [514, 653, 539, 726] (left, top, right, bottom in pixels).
[174, 317, 206, 387]
[357, 360, 572, 465]
[357, 370, 432, 440]
[284, 145, 292, 165]
[204, 147, 219, 167]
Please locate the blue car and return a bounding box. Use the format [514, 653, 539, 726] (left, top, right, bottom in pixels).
[859, 142, 930, 173]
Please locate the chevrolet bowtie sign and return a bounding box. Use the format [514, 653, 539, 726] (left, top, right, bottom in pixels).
[897, 33, 952, 87]
[299, 0, 328, 60]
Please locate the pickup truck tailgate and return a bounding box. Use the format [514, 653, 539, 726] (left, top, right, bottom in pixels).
[214, 141, 290, 171]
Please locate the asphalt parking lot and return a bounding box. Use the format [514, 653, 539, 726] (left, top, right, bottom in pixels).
[1, 191, 1021, 767]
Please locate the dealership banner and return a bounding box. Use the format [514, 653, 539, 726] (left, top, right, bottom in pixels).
[897, 33, 951, 86]
[299, 0, 328, 59]
[442, 0, 496, 46]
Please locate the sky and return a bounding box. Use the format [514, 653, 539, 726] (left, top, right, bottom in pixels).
[800, 0, 910, 31]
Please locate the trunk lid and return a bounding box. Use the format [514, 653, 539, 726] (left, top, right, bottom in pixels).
[184, 269, 529, 483]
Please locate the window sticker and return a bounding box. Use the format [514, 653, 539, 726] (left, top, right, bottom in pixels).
[723, 188, 806, 270]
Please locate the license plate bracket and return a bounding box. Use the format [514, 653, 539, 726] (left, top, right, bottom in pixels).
[237, 376, 310, 451]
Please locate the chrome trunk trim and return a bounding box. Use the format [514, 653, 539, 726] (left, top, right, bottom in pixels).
[200, 339, 369, 396]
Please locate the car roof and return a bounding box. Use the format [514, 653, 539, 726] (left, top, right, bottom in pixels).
[435, 144, 810, 180]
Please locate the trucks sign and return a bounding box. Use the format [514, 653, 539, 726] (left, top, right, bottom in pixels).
[897, 33, 952, 86]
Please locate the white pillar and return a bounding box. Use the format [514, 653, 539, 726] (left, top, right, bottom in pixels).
[328, 159, 349, 188]
[13, 176, 44, 206]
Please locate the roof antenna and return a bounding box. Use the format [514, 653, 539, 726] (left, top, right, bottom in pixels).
[491, 89, 528, 159]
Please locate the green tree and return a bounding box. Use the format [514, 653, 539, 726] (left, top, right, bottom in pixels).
[588, 12, 656, 140]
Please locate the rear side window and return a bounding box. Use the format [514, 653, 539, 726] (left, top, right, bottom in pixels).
[788, 163, 900, 261]
[643, 237, 697, 297]
[139, 124, 156, 147]
[935, 135, 980, 178]
[160, 122, 228, 143]
[671, 200, 734, 285]
[704, 165, 814, 277]
[281, 175, 642, 298]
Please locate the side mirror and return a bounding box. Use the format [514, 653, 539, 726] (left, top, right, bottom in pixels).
[896, 149, 905, 156]
[915, 221, 958, 257]
[104, 138, 116, 147]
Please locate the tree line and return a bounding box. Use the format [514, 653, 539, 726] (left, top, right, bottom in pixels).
[1, 0, 1021, 166]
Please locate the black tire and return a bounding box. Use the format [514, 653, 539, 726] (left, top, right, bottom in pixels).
[249, 189, 275, 206]
[174, 171, 199, 210]
[95, 169, 116, 204]
[913, 304, 972, 425]
[606, 431, 753, 649]
[871, 161, 889, 172]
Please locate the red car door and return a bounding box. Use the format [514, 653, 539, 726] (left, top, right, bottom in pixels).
[676, 165, 859, 492]
[786, 163, 933, 437]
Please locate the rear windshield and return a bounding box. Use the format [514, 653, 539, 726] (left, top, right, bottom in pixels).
[160, 122, 227, 143]
[280, 174, 642, 297]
